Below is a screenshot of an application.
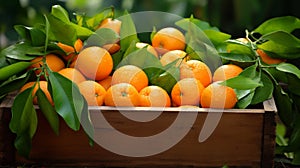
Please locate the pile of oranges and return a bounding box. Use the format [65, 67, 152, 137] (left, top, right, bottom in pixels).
[20, 18, 245, 109]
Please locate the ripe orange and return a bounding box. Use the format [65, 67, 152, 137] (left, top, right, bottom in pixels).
[111, 65, 148, 92]
[104, 83, 140, 107]
[200, 82, 237, 109]
[98, 76, 112, 90]
[136, 42, 159, 58]
[78, 80, 106, 106]
[180, 60, 212, 87]
[139, 85, 171, 107]
[152, 27, 186, 55]
[102, 43, 121, 54]
[19, 81, 53, 105]
[57, 39, 83, 62]
[58, 68, 86, 85]
[75, 46, 113, 81]
[256, 49, 286, 64]
[212, 64, 243, 82]
[160, 50, 187, 66]
[97, 18, 122, 34]
[171, 78, 205, 106]
[29, 54, 65, 77]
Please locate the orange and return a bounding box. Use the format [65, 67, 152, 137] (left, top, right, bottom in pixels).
[29, 54, 65, 77]
[58, 68, 86, 85]
[98, 76, 112, 90]
[75, 46, 113, 81]
[152, 27, 186, 55]
[212, 64, 243, 82]
[200, 82, 237, 109]
[171, 78, 204, 106]
[57, 39, 83, 62]
[136, 42, 159, 58]
[160, 50, 187, 66]
[180, 60, 212, 87]
[139, 85, 171, 107]
[111, 65, 148, 92]
[97, 18, 122, 34]
[104, 83, 140, 107]
[78, 80, 106, 106]
[19, 81, 53, 105]
[102, 43, 121, 54]
[256, 49, 286, 64]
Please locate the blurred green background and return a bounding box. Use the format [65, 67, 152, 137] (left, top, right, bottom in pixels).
[1, 0, 300, 49]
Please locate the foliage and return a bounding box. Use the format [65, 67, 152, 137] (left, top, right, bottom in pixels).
[1, 5, 300, 165]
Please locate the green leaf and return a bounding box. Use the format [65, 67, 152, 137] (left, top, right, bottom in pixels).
[81, 98, 94, 146]
[117, 47, 162, 70]
[119, 11, 139, 50]
[85, 28, 119, 47]
[36, 88, 59, 135]
[10, 88, 37, 138]
[225, 42, 255, 57]
[236, 90, 255, 109]
[46, 14, 77, 46]
[51, 5, 70, 23]
[276, 63, 300, 79]
[14, 25, 46, 46]
[254, 16, 300, 35]
[14, 133, 32, 158]
[251, 72, 274, 105]
[292, 150, 300, 165]
[83, 6, 114, 29]
[2, 42, 44, 60]
[48, 71, 83, 131]
[218, 53, 255, 62]
[9, 87, 38, 157]
[273, 85, 294, 128]
[175, 16, 219, 32]
[287, 74, 300, 96]
[203, 29, 231, 46]
[261, 31, 300, 48]
[150, 62, 180, 94]
[0, 70, 34, 97]
[221, 75, 263, 90]
[0, 61, 32, 81]
[258, 40, 300, 59]
[70, 22, 94, 40]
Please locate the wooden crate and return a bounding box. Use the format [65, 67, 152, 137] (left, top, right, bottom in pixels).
[0, 93, 276, 167]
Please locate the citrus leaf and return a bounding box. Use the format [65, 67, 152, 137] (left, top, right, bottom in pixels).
[85, 28, 119, 47]
[51, 5, 70, 23]
[260, 31, 300, 48]
[14, 25, 46, 46]
[221, 75, 263, 90]
[0, 61, 32, 81]
[36, 88, 59, 135]
[81, 98, 94, 146]
[287, 74, 300, 96]
[10, 88, 37, 138]
[14, 133, 32, 158]
[118, 48, 162, 70]
[46, 14, 77, 46]
[273, 85, 294, 128]
[218, 53, 255, 62]
[2, 42, 44, 60]
[236, 90, 255, 109]
[70, 22, 94, 40]
[251, 72, 274, 105]
[9, 87, 38, 157]
[119, 11, 139, 50]
[175, 16, 219, 32]
[0, 70, 34, 97]
[254, 16, 300, 35]
[48, 71, 83, 131]
[84, 6, 114, 29]
[203, 29, 231, 46]
[258, 40, 300, 59]
[276, 63, 300, 79]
